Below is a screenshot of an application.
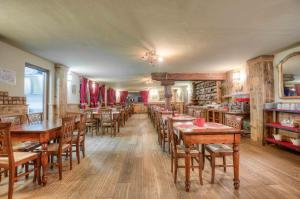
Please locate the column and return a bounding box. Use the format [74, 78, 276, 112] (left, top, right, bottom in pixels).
[247, 55, 274, 142]
[161, 80, 174, 110]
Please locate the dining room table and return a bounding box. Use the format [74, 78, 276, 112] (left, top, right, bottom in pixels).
[10, 118, 80, 185]
[173, 121, 241, 192]
[164, 114, 195, 122]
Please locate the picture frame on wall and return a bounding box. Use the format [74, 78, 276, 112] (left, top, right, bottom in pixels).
[72, 85, 76, 94]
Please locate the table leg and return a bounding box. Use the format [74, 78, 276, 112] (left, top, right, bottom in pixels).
[118, 116, 120, 132]
[233, 143, 240, 189]
[41, 143, 48, 185]
[185, 144, 191, 192]
[201, 144, 205, 170]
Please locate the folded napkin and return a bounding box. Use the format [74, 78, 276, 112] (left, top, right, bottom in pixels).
[193, 118, 205, 127]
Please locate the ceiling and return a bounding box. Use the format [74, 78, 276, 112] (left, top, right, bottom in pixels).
[1, 0, 300, 90]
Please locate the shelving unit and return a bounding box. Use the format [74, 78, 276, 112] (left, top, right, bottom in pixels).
[263, 108, 300, 152]
[192, 81, 222, 105]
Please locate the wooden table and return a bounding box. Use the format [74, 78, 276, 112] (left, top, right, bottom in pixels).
[174, 122, 241, 192]
[10, 119, 79, 185]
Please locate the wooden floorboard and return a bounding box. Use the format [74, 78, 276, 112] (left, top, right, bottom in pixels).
[0, 114, 299, 199]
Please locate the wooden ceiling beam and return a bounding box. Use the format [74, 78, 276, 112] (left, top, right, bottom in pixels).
[151, 72, 226, 81]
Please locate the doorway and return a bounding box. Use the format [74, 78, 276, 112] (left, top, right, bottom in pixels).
[24, 64, 49, 116]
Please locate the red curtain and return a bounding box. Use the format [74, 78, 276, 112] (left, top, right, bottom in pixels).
[88, 81, 100, 108]
[93, 83, 100, 107]
[108, 88, 115, 106]
[100, 85, 106, 105]
[120, 91, 128, 105]
[80, 77, 88, 109]
[140, 91, 149, 105]
[295, 84, 300, 96]
[88, 80, 94, 107]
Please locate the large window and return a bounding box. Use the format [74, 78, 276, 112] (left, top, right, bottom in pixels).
[24, 64, 48, 114]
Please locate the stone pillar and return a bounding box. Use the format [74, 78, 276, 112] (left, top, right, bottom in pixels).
[161, 80, 174, 110]
[247, 55, 274, 143]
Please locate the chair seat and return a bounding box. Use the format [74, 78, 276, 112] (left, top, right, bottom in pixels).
[176, 145, 201, 154]
[0, 152, 39, 167]
[206, 144, 233, 153]
[72, 135, 84, 144]
[47, 143, 70, 153]
[13, 141, 41, 152]
[102, 122, 113, 127]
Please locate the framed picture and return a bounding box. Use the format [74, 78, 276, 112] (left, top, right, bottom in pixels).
[158, 90, 165, 101]
[72, 85, 76, 94]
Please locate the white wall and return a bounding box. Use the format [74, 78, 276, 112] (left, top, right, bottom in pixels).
[273, 45, 300, 102]
[0, 41, 55, 104]
[67, 71, 80, 104]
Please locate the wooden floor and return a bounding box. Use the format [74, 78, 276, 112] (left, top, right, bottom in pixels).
[0, 114, 300, 199]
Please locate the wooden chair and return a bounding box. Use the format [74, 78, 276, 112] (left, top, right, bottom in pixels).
[48, 117, 75, 180]
[157, 112, 170, 152]
[26, 112, 43, 124]
[0, 122, 41, 199]
[205, 114, 243, 184]
[100, 109, 115, 136]
[167, 118, 203, 185]
[72, 114, 86, 164]
[85, 110, 98, 136]
[1, 115, 40, 180]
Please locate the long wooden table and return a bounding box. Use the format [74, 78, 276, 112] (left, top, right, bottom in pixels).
[10, 119, 80, 185]
[174, 122, 241, 192]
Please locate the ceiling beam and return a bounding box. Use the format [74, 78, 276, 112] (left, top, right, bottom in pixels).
[151, 72, 227, 81]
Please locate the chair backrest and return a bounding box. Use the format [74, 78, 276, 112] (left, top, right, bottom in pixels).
[0, 115, 22, 126]
[187, 108, 194, 116]
[26, 112, 43, 124]
[225, 114, 243, 130]
[79, 113, 87, 136]
[85, 109, 94, 119]
[167, 118, 177, 153]
[101, 109, 112, 123]
[60, 117, 75, 147]
[66, 112, 81, 121]
[0, 122, 14, 166]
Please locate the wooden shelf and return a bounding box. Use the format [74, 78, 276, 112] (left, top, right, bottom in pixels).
[265, 137, 300, 152]
[265, 122, 300, 133]
[264, 108, 300, 114]
[263, 107, 300, 153]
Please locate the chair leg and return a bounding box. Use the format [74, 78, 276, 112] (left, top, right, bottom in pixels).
[162, 134, 165, 152]
[82, 141, 86, 158]
[37, 158, 41, 185]
[223, 156, 227, 172]
[171, 152, 173, 173]
[76, 144, 80, 164]
[198, 155, 203, 185]
[8, 167, 15, 199]
[33, 161, 36, 183]
[174, 157, 178, 184]
[211, 154, 215, 184]
[50, 155, 54, 170]
[58, 154, 62, 180]
[25, 164, 29, 179]
[191, 158, 194, 171]
[70, 147, 73, 170]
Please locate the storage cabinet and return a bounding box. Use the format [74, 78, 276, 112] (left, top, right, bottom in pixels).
[263, 108, 300, 152]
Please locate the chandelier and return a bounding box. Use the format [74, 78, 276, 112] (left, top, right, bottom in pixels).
[141, 50, 163, 65]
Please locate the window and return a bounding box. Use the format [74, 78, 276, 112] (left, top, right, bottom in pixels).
[24, 64, 49, 114]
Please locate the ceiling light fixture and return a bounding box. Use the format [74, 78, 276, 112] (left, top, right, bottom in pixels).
[141, 50, 163, 65]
